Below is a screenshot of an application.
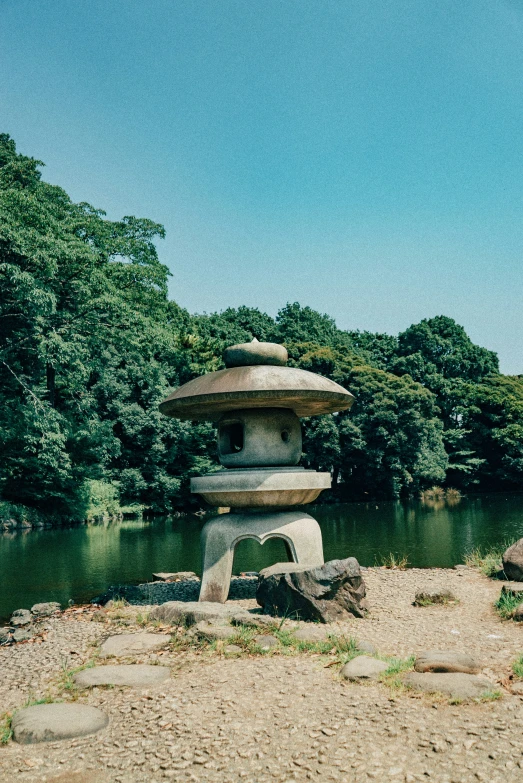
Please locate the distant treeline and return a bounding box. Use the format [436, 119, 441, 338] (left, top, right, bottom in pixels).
[1, 134, 522, 522]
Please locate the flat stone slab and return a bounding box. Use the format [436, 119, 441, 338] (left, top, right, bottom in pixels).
[341, 655, 389, 681]
[74, 664, 170, 687]
[99, 632, 171, 658]
[150, 601, 253, 626]
[152, 571, 199, 582]
[501, 582, 523, 597]
[254, 634, 279, 650]
[292, 626, 332, 643]
[414, 650, 480, 674]
[403, 672, 498, 700]
[12, 703, 108, 744]
[192, 620, 234, 641]
[413, 589, 457, 605]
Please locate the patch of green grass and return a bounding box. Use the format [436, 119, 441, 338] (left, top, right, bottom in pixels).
[495, 591, 521, 620]
[0, 712, 12, 744]
[512, 654, 523, 679]
[477, 690, 502, 702]
[375, 552, 409, 570]
[464, 544, 507, 577]
[135, 611, 149, 626]
[379, 655, 416, 691]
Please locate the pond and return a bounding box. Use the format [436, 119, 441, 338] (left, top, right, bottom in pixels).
[1, 493, 522, 622]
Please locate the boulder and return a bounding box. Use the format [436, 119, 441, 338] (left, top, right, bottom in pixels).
[99, 632, 171, 658]
[502, 539, 523, 581]
[12, 703, 108, 743]
[74, 664, 170, 688]
[10, 608, 32, 627]
[403, 672, 498, 701]
[341, 655, 388, 681]
[224, 644, 243, 654]
[256, 558, 367, 623]
[31, 601, 61, 617]
[414, 650, 480, 674]
[12, 627, 33, 642]
[149, 601, 253, 627]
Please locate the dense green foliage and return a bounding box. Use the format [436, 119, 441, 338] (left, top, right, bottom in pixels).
[1, 135, 522, 520]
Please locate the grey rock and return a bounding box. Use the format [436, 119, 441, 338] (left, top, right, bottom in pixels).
[414, 650, 480, 674]
[413, 589, 457, 606]
[403, 672, 498, 701]
[31, 601, 61, 617]
[12, 627, 33, 642]
[341, 656, 388, 681]
[230, 612, 275, 628]
[292, 626, 331, 643]
[10, 608, 32, 626]
[501, 582, 523, 598]
[224, 644, 243, 654]
[256, 558, 368, 623]
[12, 703, 109, 744]
[454, 564, 468, 570]
[192, 620, 233, 642]
[0, 627, 11, 644]
[152, 571, 199, 582]
[357, 640, 378, 655]
[254, 634, 279, 650]
[149, 600, 253, 627]
[74, 664, 170, 688]
[502, 538, 523, 581]
[99, 632, 171, 658]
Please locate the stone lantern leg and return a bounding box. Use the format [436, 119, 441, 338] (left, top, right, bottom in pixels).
[159, 338, 355, 603]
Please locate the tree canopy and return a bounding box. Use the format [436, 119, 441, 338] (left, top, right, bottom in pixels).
[1, 134, 521, 521]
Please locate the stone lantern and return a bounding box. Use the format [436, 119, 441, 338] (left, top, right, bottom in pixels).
[159, 339, 354, 602]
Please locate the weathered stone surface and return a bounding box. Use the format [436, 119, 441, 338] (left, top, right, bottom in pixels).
[414, 650, 480, 674]
[10, 608, 32, 626]
[12, 627, 33, 642]
[224, 644, 242, 654]
[256, 558, 367, 622]
[501, 582, 523, 598]
[413, 589, 457, 606]
[99, 632, 171, 658]
[0, 627, 11, 644]
[357, 640, 378, 655]
[12, 703, 108, 743]
[502, 538, 523, 581]
[152, 571, 198, 582]
[403, 672, 498, 700]
[230, 612, 275, 628]
[511, 681, 523, 695]
[74, 664, 170, 688]
[31, 601, 61, 617]
[292, 626, 331, 643]
[341, 656, 388, 681]
[150, 601, 253, 626]
[254, 634, 279, 650]
[192, 620, 233, 641]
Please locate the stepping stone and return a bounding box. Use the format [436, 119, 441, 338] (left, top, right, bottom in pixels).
[12, 627, 33, 642]
[403, 672, 498, 701]
[192, 620, 233, 641]
[230, 613, 275, 628]
[414, 650, 480, 674]
[12, 703, 108, 744]
[224, 644, 243, 654]
[99, 632, 171, 658]
[413, 589, 457, 606]
[292, 626, 331, 643]
[31, 601, 61, 617]
[341, 655, 388, 681]
[74, 664, 170, 688]
[150, 601, 253, 626]
[254, 634, 279, 650]
[501, 582, 523, 597]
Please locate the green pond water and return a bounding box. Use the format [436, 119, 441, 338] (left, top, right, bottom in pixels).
[1, 493, 522, 621]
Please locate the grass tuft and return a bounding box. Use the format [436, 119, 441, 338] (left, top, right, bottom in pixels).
[375, 552, 409, 570]
[0, 712, 12, 744]
[495, 591, 522, 620]
[464, 544, 507, 577]
[512, 654, 523, 679]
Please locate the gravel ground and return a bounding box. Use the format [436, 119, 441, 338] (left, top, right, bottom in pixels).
[0, 567, 522, 783]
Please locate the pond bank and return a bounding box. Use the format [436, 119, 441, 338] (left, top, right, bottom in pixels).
[0, 567, 522, 783]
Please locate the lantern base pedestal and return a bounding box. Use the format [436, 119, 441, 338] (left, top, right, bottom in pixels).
[199, 510, 324, 603]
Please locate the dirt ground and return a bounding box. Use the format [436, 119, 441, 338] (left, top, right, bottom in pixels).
[0, 566, 522, 783]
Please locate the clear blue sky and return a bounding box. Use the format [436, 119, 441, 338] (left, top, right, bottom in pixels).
[1, 0, 522, 373]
